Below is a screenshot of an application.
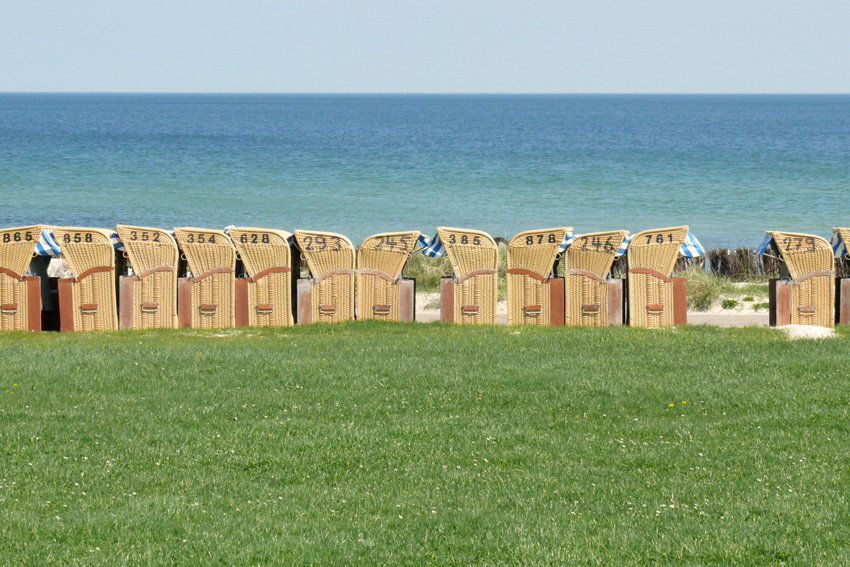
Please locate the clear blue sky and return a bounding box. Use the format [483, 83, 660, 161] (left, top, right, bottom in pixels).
[2, 0, 848, 93]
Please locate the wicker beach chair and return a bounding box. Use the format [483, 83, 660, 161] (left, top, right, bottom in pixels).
[53, 227, 118, 332]
[767, 231, 834, 327]
[506, 227, 570, 326]
[116, 225, 179, 329]
[438, 227, 499, 325]
[626, 226, 689, 328]
[356, 231, 420, 321]
[0, 225, 43, 331]
[564, 230, 629, 326]
[293, 230, 355, 323]
[229, 227, 294, 327]
[174, 227, 236, 329]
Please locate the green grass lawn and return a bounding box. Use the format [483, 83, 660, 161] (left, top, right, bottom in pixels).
[1, 323, 849, 566]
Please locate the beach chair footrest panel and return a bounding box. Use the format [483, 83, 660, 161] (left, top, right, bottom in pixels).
[256, 303, 274, 313]
[319, 304, 337, 315]
[523, 305, 542, 315]
[799, 305, 816, 314]
[461, 305, 480, 315]
[80, 303, 99, 313]
[582, 304, 600, 314]
[141, 302, 160, 313]
[1, 303, 19, 314]
[373, 304, 392, 315]
[199, 304, 218, 315]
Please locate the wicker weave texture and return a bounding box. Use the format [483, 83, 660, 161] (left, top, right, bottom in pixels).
[174, 228, 236, 329]
[506, 227, 569, 326]
[229, 227, 294, 327]
[53, 227, 118, 332]
[117, 225, 179, 329]
[293, 230, 355, 323]
[768, 231, 834, 327]
[356, 231, 420, 321]
[563, 230, 628, 327]
[627, 226, 688, 328]
[437, 227, 498, 325]
[0, 226, 41, 331]
[564, 275, 608, 327]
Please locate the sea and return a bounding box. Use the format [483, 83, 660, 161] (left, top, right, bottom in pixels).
[1, 94, 848, 249]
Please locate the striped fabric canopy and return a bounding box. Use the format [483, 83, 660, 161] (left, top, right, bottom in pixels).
[830, 231, 847, 259]
[754, 234, 774, 256]
[419, 233, 444, 257]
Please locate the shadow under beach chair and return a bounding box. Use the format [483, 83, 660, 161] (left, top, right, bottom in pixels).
[563, 230, 629, 327]
[54, 227, 119, 332]
[0, 225, 44, 331]
[116, 225, 179, 330]
[174, 227, 236, 329]
[229, 227, 295, 328]
[763, 231, 834, 327]
[356, 231, 420, 322]
[292, 230, 355, 323]
[626, 226, 689, 328]
[506, 227, 571, 326]
[438, 227, 498, 325]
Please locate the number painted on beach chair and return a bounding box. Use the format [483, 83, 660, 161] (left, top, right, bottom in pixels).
[372, 234, 412, 251]
[128, 230, 161, 243]
[642, 232, 675, 245]
[781, 236, 817, 254]
[185, 233, 217, 244]
[1, 232, 34, 243]
[301, 235, 343, 251]
[523, 233, 559, 246]
[62, 233, 94, 243]
[238, 233, 271, 244]
[445, 233, 484, 246]
[577, 235, 616, 252]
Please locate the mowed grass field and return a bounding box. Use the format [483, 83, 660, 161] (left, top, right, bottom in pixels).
[1, 323, 849, 566]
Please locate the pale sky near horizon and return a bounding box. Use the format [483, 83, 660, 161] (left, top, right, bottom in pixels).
[1, 0, 848, 93]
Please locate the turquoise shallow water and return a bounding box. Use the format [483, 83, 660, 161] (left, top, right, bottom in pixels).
[1, 94, 848, 248]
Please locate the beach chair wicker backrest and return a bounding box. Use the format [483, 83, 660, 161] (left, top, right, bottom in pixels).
[174, 228, 236, 329]
[356, 231, 420, 321]
[116, 225, 179, 329]
[627, 226, 689, 328]
[53, 227, 118, 332]
[768, 231, 834, 326]
[229, 227, 294, 327]
[0, 225, 42, 331]
[437, 227, 498, 325]
[293, 230, 355, 323]
[563, 230, 629, 327]
[506, 227, 570, 326]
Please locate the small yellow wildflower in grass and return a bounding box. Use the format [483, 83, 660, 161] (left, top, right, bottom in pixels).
[669, 403, 675, 408]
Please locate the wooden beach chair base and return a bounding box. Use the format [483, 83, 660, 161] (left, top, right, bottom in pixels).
[626, 274, 686, 328]
[0, 276, 42, 332]
[837, 279, 850, 326]
[439, 275, 498, 325]
[770, 277, 834, 327]
[118, 272, 178, 330]
[563, 276, 625, 327]
[505, 275, 565, 326]
[234, 274, 295, 328]
[177, 275, 235, 329]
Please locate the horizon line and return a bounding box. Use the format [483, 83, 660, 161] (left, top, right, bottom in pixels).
[1, 91, 849, 96]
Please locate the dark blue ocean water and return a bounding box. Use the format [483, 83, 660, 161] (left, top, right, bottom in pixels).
[1, 94, 848, 248]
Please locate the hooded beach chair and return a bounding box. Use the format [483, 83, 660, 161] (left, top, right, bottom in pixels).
[174, 227, 236, 329]
[292, 230, 355, 323]
[626, 226, 689, 328]
[229, 227, 294, 327]
[563, 230, 629, 326]
[0, 225, 44, 331]
[763, 231, 834, 327]
[116, 225, 179, 329]
[54, 227, 118, 332]
[438, 227, 498, 325]
[356, 231, 419, 321]
[506, 227, 570, 326]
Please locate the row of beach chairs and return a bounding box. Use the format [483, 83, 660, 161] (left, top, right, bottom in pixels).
[0, 224, 845, 332]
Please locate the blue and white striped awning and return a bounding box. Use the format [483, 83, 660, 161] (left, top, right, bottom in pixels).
[830, 231, 847, 259]
[35, 228, 62, 256]
[419, 233, 445, 258]
[110, 232, 125, 252]
[616, 231, 705, 258]
[754, 234, 774, 255]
